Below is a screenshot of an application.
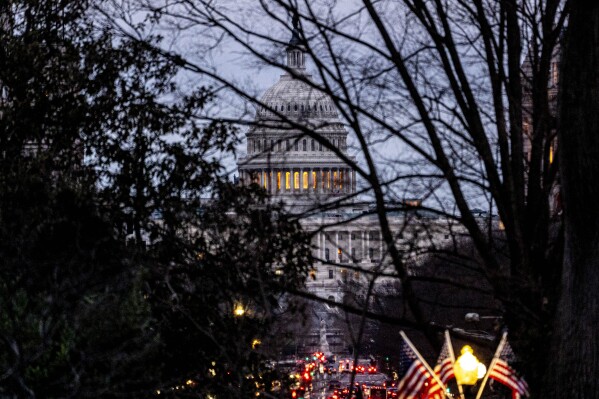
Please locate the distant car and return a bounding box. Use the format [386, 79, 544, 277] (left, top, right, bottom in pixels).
[328, 380, 342, 390]
[367, 387, 386, 399]
[326, 388, 343, 399]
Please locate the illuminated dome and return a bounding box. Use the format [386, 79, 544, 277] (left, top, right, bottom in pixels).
[237, 20, 356, 210]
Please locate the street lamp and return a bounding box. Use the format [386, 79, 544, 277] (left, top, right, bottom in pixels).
[233, 303, 246, 317]
[454, 345, 485, 386]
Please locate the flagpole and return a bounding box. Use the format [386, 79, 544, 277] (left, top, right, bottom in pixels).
[399, 331, 447, 394]
[475, 331, 508, 399]
[444, 330, 465, 399]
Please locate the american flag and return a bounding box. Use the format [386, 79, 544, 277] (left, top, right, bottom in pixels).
[397, 339, 432, 399]
[425, 339, 454, 399]
[488, 341, 529, 397]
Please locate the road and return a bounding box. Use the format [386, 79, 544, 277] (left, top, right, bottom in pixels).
[307, 373, 387, 399]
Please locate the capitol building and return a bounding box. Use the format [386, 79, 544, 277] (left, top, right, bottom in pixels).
[237, 23, 462, 354]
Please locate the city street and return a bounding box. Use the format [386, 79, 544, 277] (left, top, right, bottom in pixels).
[307, 373, 388, 399]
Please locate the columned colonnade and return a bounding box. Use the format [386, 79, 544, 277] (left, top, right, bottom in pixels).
[314, 229, 384, 264]
[240, 167, 357, 194]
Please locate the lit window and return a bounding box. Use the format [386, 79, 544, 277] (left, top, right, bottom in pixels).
[303, 172, 308, 189]
[339, 170, 343, 189]
[333, 171, 338, 189]
[263, 172, 268, 189]
[310, 269, 317, 280]
[285, 172, 291, 190]
[277, 172, 281, 190]
[312, 171, 317, 189]
[294, 172, 300, 189]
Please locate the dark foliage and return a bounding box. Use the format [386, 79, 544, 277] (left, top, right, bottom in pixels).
[0, 1, 311, 398]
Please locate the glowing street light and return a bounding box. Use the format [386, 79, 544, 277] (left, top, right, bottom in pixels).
[454, 345, 484, 386]
[234, 303, 246, 317]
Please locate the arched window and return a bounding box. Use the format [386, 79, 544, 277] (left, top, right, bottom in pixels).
[303, 171, 308, 189]
[311, 139, 315, 151]
[320, 104, 323, 111]
[287, 104, 291, 111]
[285, 172, 291, 190]
[286, 140, 290, 150]
[302, 139, 307, 151]
[294, 104, 298, 111]
[274, 105, 278, 111]
[294, 172, 300, 189]
[270, 140, 274, 151]
[294, 141, 299, 151]
[257, 140, 261, 152]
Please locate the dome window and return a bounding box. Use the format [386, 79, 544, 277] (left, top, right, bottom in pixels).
[320, 104, 323, 111]
[294, 104, 298, 111]
[287, 104, 291, 111]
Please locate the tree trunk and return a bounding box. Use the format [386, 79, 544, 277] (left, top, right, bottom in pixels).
[546, 2, 599, 397]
